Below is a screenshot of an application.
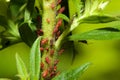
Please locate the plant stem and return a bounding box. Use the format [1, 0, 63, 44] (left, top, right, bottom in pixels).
[41, 0, 57, 79]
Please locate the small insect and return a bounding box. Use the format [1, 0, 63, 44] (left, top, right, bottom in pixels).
[53, 66, 57, 71]
[50, 49, 54, 56]
[40, 47, 44, 52]
[53, 27, 59, 34]
[45, 57, 50, 64]
[57, 31, 61, 37]
[40, 62, 44, 70]
[58, 49, 64, 55]
[50, 39, 54, 47]
[41, 39, 48, 46]
[51, 2, 55, 10]
[58, 6, 65, 13]
[46, 18, 50, 24]
[37, 29, 43, 36]
[50, 71, 56, 78]
[54, 60, 59, 66]
[45, 48, 49, 52]
[57, 0, 62, 5]
[56, 19, 62, 28]
[42, 69, 48, 78]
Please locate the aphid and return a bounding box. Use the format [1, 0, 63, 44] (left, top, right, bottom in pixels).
[50, 39, 54, 47]
[57, 31, 61, 37]
[37, 29, 43, 36]
[50, 49, 54, 56]
[56, 19, 62, 28]
[45, 57, 50, 64]
[58, 6, 65, 13]
[54, 66, 57, 71]
[53, 27, 58, 34]
[50, 71, 56, 78]
[37, 15, 41, 22]
[40, 62, 44, 70]
[57, 0, 62, 4]
[48, 66, 53, 73]
[42, 69, 48, 78]
[58, 49, 64, 55]
[40, 47, 44, 52]
[46, 18, 50, 24]
[41, 39, 48, 46]
[46, 48, 49, 52]
[51, 3, 55, 10]
[54, 60, 59, 66]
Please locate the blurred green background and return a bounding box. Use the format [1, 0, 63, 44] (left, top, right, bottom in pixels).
[0, 0, 120, 80]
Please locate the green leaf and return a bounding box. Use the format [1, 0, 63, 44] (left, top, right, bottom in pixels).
[24, 9, 31, 22]
[26, 0, 35, 14]
[19, 23, 37, 46]
[0, 15, 8, 27]
[56, 14, 70, 22]
[0, 0, 8, 17]
[16, 53, 28, 80]
[72, 0, 83, 16]
[7, 20, 20, 38]
[30, 36, 41, 80]
[80, 15, 119, 24]
[69, 27, 120, 40]
[24, 0, 35, 22]
[53, 63, 91, 80]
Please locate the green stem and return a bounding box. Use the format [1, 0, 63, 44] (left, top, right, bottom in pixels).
[41, 0, 56, 79]
[55, 17, 81, 50]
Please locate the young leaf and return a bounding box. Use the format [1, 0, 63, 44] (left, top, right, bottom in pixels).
[24, 0, 35, 22]
[24, 9, 31, 22]
[72, 0, 83, 16]
[16, 53, 28, 80]
[26, 0, 35, 15]
[69, 27, 120, 40]
[56, 14, 70, 22]
[52, 63, 91, 80]
[80, 15, 120, 24]
[0, 15, 7, 27]
[30, 36, 41, 80]
[19, 23, 37, 47]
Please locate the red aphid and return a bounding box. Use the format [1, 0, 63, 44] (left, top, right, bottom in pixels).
[57, 0, 62, 4]
[58, 49, 64, 55]
[37, 16, 41, 22]
[57, 31, 61, 37]
[56, 19, 62, 28]
[46, 48, 49, 52]
[37, 29, 43, 35]
[58, 6, 65, 13]
[51, 3, 55, 10]
[50, 49, 54, 56]
[50, 39, 54, 47]
[50, 71, 56, 78]
[53, 27, 58, 34]
[40, 47, 44, 52]
[54, 60, 59, 66]
[46, 18, 50, 24]
[48, 66, 53, 72]
[54, 66, 57, 71]
[42, 69, 48, 78]
[40, 62, 44, 70]
[41, 39, 48, 46]
[45, 57, 50, 64]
